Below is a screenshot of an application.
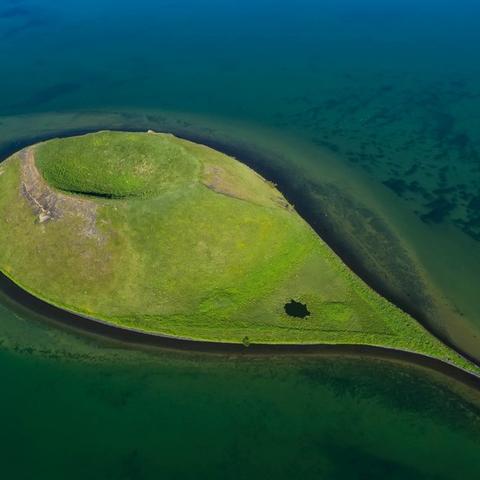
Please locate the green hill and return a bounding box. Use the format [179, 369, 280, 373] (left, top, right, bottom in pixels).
[0, 131, 477, 375]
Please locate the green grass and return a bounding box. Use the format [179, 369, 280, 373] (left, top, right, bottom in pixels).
[35, 131, 199, 198]
[0, 131, 478, 376]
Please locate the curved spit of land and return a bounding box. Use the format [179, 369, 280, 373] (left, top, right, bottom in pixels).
[1, 270, 479, 389]
[0, 130, 478, 379]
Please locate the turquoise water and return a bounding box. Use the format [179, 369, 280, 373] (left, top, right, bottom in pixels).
[1, 0, 480, 477]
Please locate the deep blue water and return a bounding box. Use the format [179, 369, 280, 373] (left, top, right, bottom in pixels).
[1, 1, 480, 478]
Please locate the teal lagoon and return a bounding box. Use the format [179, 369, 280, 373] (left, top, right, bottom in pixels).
[1, 1, 480, 477]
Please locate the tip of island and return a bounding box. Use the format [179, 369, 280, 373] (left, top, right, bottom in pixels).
[0, 130, 477, 376]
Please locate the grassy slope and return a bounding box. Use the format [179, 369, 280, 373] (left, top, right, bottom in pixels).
[36, 131, 199, 197]
[0, 131, 477, 375]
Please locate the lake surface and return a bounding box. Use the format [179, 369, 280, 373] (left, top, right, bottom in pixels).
[1, 0, 480, 477]
[1, 292, 480, 480]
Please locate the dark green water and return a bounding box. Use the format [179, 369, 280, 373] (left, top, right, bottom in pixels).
[1, 296, 480, 480]
[1, 1, 480, 477]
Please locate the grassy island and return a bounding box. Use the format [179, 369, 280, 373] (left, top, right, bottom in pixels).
[0, 131, 477, 375]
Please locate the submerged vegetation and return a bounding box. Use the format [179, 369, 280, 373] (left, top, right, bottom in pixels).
[0, 131, 478, 375]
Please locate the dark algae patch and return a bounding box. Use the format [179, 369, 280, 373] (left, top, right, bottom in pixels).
[280, 78, 480, 243]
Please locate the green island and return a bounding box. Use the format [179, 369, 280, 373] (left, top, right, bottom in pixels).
[0, 131, 478, 375]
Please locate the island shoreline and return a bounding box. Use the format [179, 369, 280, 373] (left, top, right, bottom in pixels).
[1, 269, 479, 389]
[1, 127, 479, 381]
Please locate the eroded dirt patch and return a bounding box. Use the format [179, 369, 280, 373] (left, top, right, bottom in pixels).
[19, 147, 102, 240]
[202, 164, 290, 209]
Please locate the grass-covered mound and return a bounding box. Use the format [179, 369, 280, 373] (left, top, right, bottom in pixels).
[36, 132, 197, 198]
[0, 131, 477, 374]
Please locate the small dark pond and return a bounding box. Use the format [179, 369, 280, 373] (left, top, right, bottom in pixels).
[284, 299, 310, 318]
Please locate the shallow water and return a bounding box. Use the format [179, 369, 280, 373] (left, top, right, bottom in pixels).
[1, 292, 480, 480]
[1, 0, 480, 477]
